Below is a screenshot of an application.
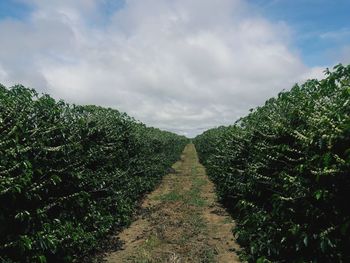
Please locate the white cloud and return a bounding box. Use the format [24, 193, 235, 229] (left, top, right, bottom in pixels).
[319, 28, 350, 40]
[0, 64, 8, 84]
[0, 0, 326, 137]
[338, 45, 350, 64]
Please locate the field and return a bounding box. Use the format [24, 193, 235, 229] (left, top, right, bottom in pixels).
[194, 64, 350, 262]
[0, 85, 188, 262]
[1, 64, 349, 263]
[103, 144, 240, 262]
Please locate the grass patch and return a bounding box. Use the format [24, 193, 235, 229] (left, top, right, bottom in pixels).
[199, 247, 217, 263]
[192, 177, 207, 187]
[144, 234, 161, 249]
[188, 212, 206, 233]
[187, 186, 206, 207]
[188, 196, 206, 207]
[155, 165, 207, 207]
[156, 191, 183, 202]
[191, 166, 198, 176]
[128, 234, 161, 263]
[184, 166, 207, 207]
[179, 212, 206, 244]
[223, 217, 233, 224]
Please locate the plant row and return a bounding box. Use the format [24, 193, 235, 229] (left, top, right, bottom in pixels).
[0, 85, 188, 262]
[194, 64, 350, 262]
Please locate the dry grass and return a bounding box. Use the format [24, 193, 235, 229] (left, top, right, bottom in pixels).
[103, 144, 241, 263]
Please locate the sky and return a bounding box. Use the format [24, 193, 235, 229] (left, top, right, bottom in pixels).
[0, 0, 349, 137]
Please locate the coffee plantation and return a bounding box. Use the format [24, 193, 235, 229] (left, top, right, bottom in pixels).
[0, 85, 188, 262]
[1, 64, 349, 263]
[194, 64, 350, 262]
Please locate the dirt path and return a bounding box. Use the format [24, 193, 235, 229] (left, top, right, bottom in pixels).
[103, 144, 240, 263]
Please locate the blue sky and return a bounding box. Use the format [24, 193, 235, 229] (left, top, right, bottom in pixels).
[1, 0, 348, 67]
[249, 0, 350, 66]
[0, 0, 32, 20]
[0, 0, 349, 136]
[0, 0, 125, 23]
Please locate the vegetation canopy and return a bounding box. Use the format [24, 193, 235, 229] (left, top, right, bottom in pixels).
[194, 64, 350, 262]
[1, 64, 349, 263]
[0, 85, 188, 262]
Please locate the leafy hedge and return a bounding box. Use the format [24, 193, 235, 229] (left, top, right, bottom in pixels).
[0, 85, 188, 262]
[194, 64, 350, 262]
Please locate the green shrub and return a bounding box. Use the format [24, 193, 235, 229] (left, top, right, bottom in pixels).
[194, 64, 350, 262]
[0, 85, 188, 262]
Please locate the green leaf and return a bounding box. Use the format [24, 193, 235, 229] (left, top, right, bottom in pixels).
[37, 255, 47, 263]
[19, 235, 32, 251]
[315, 190, 322, 200]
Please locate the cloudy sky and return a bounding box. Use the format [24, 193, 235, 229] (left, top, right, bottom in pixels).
[0, 0, 349, 137]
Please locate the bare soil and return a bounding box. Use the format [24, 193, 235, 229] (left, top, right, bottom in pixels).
[103, 144, 241, 263]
